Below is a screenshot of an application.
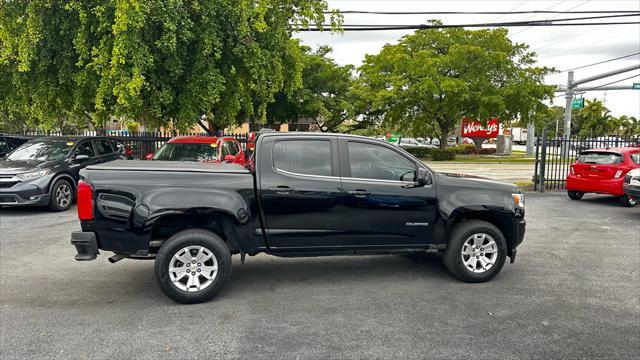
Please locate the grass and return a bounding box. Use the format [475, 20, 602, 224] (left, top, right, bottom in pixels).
[452, 154, 535, 163]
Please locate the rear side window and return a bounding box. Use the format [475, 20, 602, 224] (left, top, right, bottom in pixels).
[273, 140, 332, 176]
[95, 140, 114, 155]
[630, 152, 640, 165]
[577, 152, 622, 165]
[224, 140, 240, 154]
[75, 141, 96, 158]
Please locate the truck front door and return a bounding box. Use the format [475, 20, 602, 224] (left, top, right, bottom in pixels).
[338, 139, 438, 248]
[258, 136, 343, 252]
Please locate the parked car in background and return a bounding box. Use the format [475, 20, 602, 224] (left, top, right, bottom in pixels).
[431, 138, 441, 147]
[623, 167, 640, 200]
[0, 134, 28, 157]
[398, 137, 436, 149]
[417, 137, 431, 145]
[148, 136, 246, 166]
[447, 137, 456, 146]
[566, 147, 640, 207]
[0, 136, 130, 211]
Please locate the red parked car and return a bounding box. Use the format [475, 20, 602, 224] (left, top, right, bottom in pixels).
[566, 147, 640, 207]
[147, 136, 246, 166]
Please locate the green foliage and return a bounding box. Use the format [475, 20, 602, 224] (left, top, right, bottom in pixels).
[403, 146, 456, 161]
[0, 0, 341, 132]
[571, 98, 639, 137]
[354, 22, 555, 148]
[266, 46, 354, 132]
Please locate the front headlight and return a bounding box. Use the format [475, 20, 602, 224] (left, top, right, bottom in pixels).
[512, 193, 525, 208]
[16, 169, 49, 180]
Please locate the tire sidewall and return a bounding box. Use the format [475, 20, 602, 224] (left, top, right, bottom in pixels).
[445, 221, 507, 282]
[49, 179, 73, 211]
[568, 190, 583, 200]
[154, 230, 232, 304]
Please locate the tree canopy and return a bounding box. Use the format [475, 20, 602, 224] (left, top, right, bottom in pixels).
[266, 45, 354, 132]
[354, 22, 555, 147]
[573, 98, 639, 137]
[0, 0, 341, 132]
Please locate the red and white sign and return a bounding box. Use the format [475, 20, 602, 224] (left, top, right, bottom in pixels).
[461, 118, 499, 138]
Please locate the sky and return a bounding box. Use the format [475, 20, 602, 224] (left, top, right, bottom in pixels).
[295, 0, 640, 118]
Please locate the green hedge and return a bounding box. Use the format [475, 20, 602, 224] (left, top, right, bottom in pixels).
[450, 144, 496, 155]
[404, 147, 456, 161]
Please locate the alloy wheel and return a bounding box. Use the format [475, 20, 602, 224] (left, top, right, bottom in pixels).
[460, 233, 499, 273]
[55, 183, 71, 208]
[168, 246, 218, 292]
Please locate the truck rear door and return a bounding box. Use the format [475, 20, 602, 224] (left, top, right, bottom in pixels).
[257, 135, 343, 251]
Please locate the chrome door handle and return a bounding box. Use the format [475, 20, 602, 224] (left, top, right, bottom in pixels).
[348, 189, 370, 197]
[269, 186, 293, 194]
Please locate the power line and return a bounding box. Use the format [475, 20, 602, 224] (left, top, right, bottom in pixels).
[511, 0, 592, 36]
[559, 53, 640, 72]
[328, 10, 640, 15]
[302, 22, 640, 31]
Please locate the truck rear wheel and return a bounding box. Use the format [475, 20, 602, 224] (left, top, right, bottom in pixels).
[442, 220, 507, 283]
[154, 229, 232, 304]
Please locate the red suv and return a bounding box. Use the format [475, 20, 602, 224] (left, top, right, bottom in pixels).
[566, 147, 640, 207]
[147, 136, 246, 166]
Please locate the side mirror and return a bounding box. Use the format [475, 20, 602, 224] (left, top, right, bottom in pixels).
[417, 168, 430, 186]
[223, 155, 235, 162]
[74, 154, 90, 162]
[145, 153, 154, 160]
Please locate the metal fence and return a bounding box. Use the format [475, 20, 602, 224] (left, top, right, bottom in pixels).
[6, 131, 251, 160]
[533, 130, 639, 192]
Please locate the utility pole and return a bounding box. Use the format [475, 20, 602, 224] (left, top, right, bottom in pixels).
[562, 71, 574, 156]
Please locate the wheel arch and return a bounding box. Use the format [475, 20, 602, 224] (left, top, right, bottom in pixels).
[444, 209, 516, 256]
[48, 172, 76, 193]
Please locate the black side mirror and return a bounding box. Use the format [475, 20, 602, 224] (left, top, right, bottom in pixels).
[74, 154, 90, 162]
[417, 168, 431, 186]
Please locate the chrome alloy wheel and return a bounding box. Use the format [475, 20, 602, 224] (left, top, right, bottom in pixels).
[460, 233, 498, 273]
[55, 183, 72, 208]
[169, 246, 218, 292]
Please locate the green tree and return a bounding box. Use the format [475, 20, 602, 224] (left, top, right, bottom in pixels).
[0, 0, 341, 133]
[266, 46, 354, 132]
[354, 22, 554, 148]
[573, 98, 613, 137]
[619, 115, 640, 137]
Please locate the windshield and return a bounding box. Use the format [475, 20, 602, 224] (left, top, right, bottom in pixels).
[577, 152, 622, 165]
[7, 140, 74, 162]
[152, 143, 218, 161]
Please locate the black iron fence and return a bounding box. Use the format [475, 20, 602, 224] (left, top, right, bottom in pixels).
[533, 130, 639, 192]
[6, 131, 251, 160]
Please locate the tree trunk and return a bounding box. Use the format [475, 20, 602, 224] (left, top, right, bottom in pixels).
[471, 137, 484, 151]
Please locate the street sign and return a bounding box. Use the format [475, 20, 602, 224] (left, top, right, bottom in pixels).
[633, 83, 640, 90]
[571, 98, 585, 109]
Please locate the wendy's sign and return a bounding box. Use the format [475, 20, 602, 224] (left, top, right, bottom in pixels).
[461, 118, 499, 138]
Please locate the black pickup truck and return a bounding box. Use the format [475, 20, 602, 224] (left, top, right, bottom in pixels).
[71, 132, 526, 304]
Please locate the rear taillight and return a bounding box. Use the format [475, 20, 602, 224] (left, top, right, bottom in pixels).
[77, 180, 94, 221]
[614, 170, 625, 178]
[570, 165, 575, 175]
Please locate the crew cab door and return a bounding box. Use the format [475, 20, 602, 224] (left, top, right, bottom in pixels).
[257, 135, 343, 251]
[338, 139, 437, 247]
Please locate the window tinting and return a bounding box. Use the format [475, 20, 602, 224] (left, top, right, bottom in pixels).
[225, 140, 240, 155]
[348, 142, 416, 181]
[273, 140, 332, 176]
[75, 141, 96, 157]
[153, 143, 218, 161]
[577, 152, 622, 165]
[630, 152, 640, 165]
[95, 140, 114, 155]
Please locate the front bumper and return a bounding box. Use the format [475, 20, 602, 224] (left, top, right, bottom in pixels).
[0, 177, 52, 206]
[510, 217, 526, 263]
[623, 183, 640, 197]
[70, 231, 99, 261]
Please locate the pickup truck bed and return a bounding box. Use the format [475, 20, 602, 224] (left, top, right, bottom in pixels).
[71, 132, 526, 304]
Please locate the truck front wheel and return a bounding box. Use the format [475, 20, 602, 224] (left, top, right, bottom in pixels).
[442, 220, 507, 283]
[154, 229, 232, 304]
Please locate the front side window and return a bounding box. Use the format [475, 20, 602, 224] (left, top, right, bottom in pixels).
[576, 152, 622, 165]
[348, 142, 416, 181]
[75, 141, 96, 158]
[95, 140, 114, 156]
[273, 140, 332, 176]
[7, 140, 75, 162]
[630, 152, 640, 165]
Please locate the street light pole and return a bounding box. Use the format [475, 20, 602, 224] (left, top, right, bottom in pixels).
[563, 71, 574, 141]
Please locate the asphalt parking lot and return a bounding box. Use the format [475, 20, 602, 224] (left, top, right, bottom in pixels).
[0, 192, 638, 359]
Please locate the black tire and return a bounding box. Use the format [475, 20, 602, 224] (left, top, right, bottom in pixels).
[619, 194, 637, 207]
[48, 179, 73, 211]
[154, 229, 232, 304]
[442, 220, 507, 283]
[567, 190, 584, 200]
